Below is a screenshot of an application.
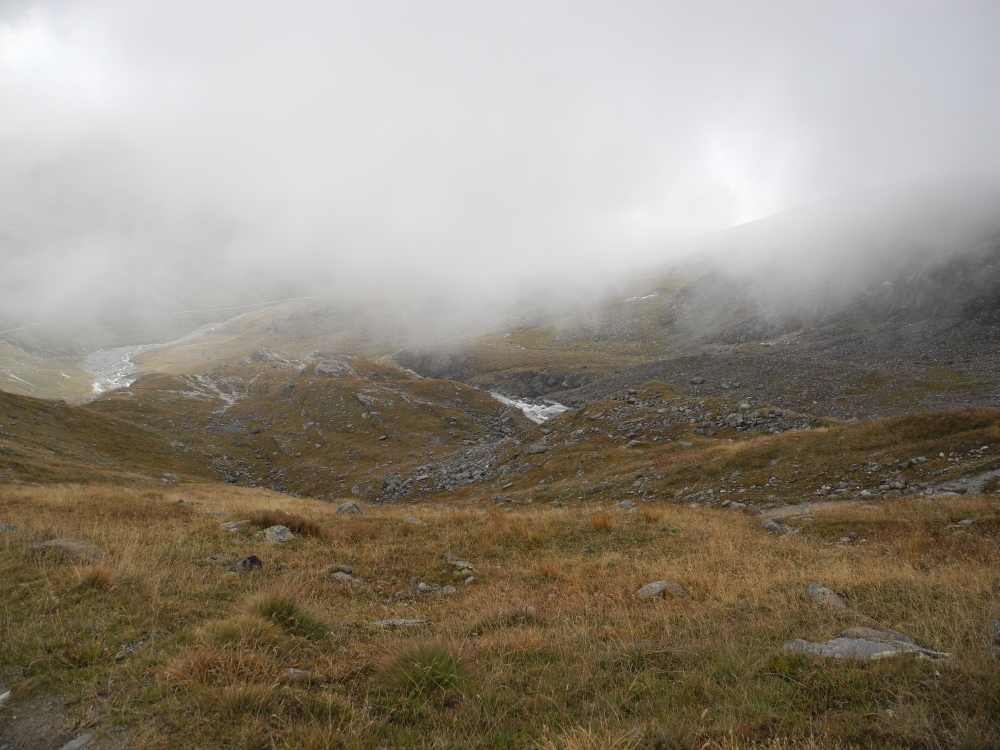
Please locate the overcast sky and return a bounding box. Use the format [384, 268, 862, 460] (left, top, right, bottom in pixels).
[2, 1, 1000, 321]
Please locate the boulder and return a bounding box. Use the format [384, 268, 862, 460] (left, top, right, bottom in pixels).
[229, 555, 263, 574]
[635, 580, 687, 599]
[27, 538, 105, 563]
[336, 501, 364, 515]
[262, 525, 295, 544]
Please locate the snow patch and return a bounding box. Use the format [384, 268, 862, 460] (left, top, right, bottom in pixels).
[491, 392, 569, 424]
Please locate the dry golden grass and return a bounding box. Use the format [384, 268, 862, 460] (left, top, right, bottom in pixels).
[1, 480, 999, 749]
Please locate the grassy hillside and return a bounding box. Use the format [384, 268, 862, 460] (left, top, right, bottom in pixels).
[1, 481, 998, 749]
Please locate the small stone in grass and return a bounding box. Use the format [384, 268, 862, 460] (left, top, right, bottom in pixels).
[58, 734, 95, 750]
[403, 516, 426, 525]
[27, 538, 105, 563]
[281, 667, 311, 681]
[228, 555, 263, 574]
[0, 523, 16, 533]
[220, 520, 249, 532]
[205, 555, 227, 565]
[635, 580, 687, 599]
[369, 618, 428, 629]
[336, 501, 364, 515]
[262, 525, 295, 544]
[807, 582, 848, 612]
[464, 576, 476, 585]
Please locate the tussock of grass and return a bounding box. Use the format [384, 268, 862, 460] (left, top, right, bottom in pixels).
[246, 590, 328, 641]
[246, 509, 329, 539]
[379, 640, 471, 701]
[73, 562, 115, 590]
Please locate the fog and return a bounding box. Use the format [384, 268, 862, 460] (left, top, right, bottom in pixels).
[2, 1, 1000, 348]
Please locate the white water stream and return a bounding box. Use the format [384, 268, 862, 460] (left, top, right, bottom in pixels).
[82, 313, 254, 395]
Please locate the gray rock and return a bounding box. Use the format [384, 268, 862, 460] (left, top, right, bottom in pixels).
[417, 582, 441, 594]
[228, 555, 263, 574]
[0, 690, 9, 705]
[464, 576, 476, 585]
[784, 637, 949, 661]
[161, 473, 180, 484]
[58, 734, 95, 750]
[27, 538, 105, 563]
[403, 516, 426, 525]
[990, 619, 1000, 646]
[205, 555, 227, 565]
[281, 667, 311, 681]
[262, 525, 295, 544]
[220, 520, 249, 532]
[807, 582, 848, 612]
[452, 560, 476, 572]
[329, 564, 356, 576]
[314, 359, 357, 378]
[442, 585, 457, 594]
[336, 501, 364, 515]
[617, 500, 635, 510]
[0, 523, 16, 533]
[690, 377, 706, 385]
[369, 618, 429, 629]
[761, 519, 782, 533]
[635, 580, 687, 599]
[677, 441, 694, 448]
[526, 443, 548, 455]
[331, 571, 357, 582]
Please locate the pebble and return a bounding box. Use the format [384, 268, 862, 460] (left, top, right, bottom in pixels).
[635, 580, 687, 599]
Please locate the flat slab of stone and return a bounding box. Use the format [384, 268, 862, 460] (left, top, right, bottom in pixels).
[369, 618, 429, 629]
[220, 520, 250, 532]
[784, 637, 949, 661]
[635, 580, 687, 599]
[840, 626, 915, 644]
[27, 539, 105, 563]
[336, 501, 364, 515]
[59, 734, 95, 750]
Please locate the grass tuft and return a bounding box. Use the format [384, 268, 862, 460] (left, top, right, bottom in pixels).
[73, 562, 115, 590]
[246, 591, 328, 641]
[379, 640, 471, 701]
